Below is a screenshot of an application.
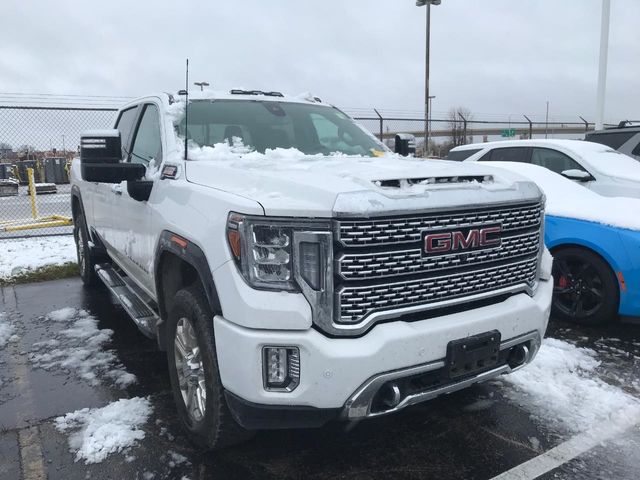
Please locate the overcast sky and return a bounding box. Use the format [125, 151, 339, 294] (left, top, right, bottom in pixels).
[1, 0, 638, 123]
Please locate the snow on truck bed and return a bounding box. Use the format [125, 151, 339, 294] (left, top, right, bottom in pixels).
[483, 161, 640, 231]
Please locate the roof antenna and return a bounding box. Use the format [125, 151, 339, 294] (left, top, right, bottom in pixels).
[184, 59, 189, 160]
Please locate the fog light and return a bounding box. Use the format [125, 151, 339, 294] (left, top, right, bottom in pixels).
[263, 346, 300, 391]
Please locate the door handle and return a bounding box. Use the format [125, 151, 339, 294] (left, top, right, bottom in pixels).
[111, 184, 123, 195]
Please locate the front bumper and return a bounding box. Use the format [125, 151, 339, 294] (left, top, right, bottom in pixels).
[214, 278, 552, 426]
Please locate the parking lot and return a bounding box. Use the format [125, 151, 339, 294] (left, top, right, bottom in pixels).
[1, 277, 639, 480]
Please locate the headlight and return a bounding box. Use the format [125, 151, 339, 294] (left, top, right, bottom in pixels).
[226, 212, 331, 292]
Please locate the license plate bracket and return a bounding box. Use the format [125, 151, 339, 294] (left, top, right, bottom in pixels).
[446, 330, 501, 379]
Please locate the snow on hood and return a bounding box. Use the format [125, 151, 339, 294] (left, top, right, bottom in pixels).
[576, 145, 640, 183]
[180, 141, 540, 217]
[483, 161, 640, 231]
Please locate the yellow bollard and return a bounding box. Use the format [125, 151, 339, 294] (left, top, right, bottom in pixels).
[27, 167, 38, 220]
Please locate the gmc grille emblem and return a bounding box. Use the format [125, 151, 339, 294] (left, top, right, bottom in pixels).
[422, 224, 502, 257]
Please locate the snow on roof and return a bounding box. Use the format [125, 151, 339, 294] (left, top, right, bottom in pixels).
[483, 161, 640, 231]
[453, 139, 609, 151]
[184, 89, 324, 103]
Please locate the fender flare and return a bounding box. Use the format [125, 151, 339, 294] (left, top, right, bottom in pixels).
[154, 230, 223, 331]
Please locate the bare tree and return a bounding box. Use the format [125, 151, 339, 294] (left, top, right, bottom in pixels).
[447, 107, 473, 148]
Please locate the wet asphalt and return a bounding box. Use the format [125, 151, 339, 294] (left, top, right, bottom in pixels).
[1, 278, 639, 480]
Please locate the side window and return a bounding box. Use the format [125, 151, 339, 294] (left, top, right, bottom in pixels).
[130, 104, 162, 168]
[585, 132, 636, 149]
[489, 147, 530, 163]
[531, 148, 585, 174]
[114, 107, 139, 158]
[446, 148, 481, 161]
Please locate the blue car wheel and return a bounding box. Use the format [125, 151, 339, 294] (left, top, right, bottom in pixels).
[551, 247, 619, 325]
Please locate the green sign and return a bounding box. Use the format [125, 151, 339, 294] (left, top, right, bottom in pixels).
[501, 128, 516, 138]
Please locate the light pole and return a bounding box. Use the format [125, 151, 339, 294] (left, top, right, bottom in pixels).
[194, 81, 210, 91]
[416, 0, 441, 158]
[596, 0, 611, 130]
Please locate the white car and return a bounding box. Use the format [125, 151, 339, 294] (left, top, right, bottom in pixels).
[448, 139, 640, 199]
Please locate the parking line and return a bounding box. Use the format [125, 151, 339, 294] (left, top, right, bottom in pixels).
[18, 427, 46, 480]
[490, 408, 640, 480]
[2, 287, 46, 480]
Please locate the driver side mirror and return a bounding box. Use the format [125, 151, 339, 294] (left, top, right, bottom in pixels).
[561, 169, 594, 183]
[395, 134, 416, 157]
[80, 130, 145, 183]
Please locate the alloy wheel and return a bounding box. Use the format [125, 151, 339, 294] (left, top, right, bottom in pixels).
[553, 256, 605, 319]
[174, 317, 207, 423]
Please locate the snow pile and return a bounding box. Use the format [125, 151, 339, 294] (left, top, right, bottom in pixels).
[484, 161, 640, 231]
[505, 338, 640, 433]
[54, 397, 152, 464]
[0, 236, 76, 278]
[0, 312, 19, 349]
[29, 308, 136, 388]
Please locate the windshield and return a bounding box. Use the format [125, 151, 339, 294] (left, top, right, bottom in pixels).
[176, 99, 386, 156]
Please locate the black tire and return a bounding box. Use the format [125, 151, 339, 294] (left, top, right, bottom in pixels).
[551, 247, 619, 325]
[74, 212, 99, 286]
[166, 284, 253, 449]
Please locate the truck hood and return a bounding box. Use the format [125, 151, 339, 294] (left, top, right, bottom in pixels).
[185, 153, 542, 217]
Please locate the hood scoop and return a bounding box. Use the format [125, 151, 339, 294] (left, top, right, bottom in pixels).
[373, 175, 494, 189]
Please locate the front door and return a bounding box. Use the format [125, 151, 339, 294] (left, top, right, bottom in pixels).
[108, 103, 163, 295]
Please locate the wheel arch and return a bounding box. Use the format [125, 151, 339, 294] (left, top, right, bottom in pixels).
[70, 185, 83, 221]
[154, 231, 222, 350]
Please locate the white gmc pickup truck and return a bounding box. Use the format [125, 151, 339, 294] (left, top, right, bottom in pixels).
[70, 90, 553, 449]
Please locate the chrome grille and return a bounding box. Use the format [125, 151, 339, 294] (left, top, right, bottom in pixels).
[331, 200, 544, 329]
[336, 202, 542, 247]
[338, 231, 539, 280]
[338, 257, 538, 324]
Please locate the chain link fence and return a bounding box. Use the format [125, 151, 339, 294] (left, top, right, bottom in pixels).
[352, 115, 596, 156]
[0, 103, 602, 240]
[0, 106, 117, 238]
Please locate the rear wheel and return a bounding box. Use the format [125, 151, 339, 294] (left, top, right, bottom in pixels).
[166, 284, 253, 449]
[74, 212, 99, 286]
[551, 247, 618, 325]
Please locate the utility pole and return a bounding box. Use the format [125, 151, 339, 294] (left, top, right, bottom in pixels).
[194, 81, 210, 91]
[61, 135, 66, 156]
[596, 0, 611, 130]
[416, 0, 442, 157]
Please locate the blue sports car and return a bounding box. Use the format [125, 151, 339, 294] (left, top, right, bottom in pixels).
[485, 161, 640, 325]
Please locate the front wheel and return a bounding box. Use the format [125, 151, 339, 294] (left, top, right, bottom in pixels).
[166, 284, 253, 449]
[551, 247, 619, 325]
[74, 212, 99, 286]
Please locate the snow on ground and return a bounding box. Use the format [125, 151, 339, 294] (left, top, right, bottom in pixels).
[0, 312, 19, 349]
[483, 161, 640, 231]
[29, 307, 136, 388]
[504, 338, 640, 434]
[0, 236, 76, 278]
[54, 397, 152, 464]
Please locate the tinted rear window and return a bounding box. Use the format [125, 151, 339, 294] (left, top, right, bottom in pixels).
[585, 131, 637, 149]
[446, 148, 481, 161]
[483, 147, 530, 163]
